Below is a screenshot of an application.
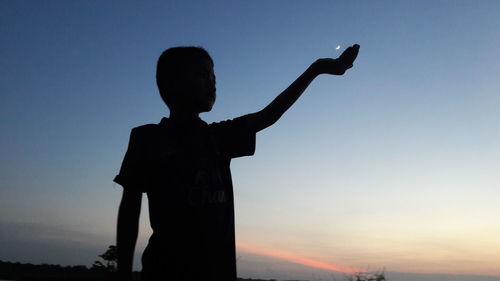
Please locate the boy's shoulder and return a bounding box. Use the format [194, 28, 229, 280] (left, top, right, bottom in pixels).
[132, 123, 159, 134]
[129, 123, 162, 145]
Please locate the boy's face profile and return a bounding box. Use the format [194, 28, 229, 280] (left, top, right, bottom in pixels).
[189, 58, 216, 113]
[169, 58, 216, 114]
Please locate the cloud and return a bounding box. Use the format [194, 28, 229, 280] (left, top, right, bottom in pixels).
[236, 250, 345, 280]
[237, 242, 354, 274]
[236, 243, 500, 281]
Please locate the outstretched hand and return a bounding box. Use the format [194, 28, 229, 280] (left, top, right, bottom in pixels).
[247, 44, 359, 132]
[312, 44, 360, 75]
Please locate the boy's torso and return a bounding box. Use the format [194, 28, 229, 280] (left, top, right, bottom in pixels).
[139, 117, 238, 280]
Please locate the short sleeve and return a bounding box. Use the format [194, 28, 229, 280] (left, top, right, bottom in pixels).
[113, 127, 149, 192]
[209, 115, 256, 158]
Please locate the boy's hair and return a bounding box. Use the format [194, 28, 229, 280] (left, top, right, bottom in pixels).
[156, 46, 214, 109]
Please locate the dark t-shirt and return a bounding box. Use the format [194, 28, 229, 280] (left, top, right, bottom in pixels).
[114, 116, 256, 281]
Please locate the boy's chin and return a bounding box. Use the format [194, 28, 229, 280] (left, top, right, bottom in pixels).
[197, 103, 214, 113]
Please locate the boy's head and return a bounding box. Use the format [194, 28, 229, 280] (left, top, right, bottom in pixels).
[156, 46, 216, 114]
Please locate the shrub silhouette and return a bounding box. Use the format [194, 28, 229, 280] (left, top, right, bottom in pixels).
[91, 245, 117, 272]
[342, 269, 386, 281]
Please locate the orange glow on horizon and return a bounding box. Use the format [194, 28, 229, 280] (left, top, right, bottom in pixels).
[237, 243, 355, 274]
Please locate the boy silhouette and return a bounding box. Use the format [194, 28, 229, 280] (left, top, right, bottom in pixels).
[114, 45, 360, 281]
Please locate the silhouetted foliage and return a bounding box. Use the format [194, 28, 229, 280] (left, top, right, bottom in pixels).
[0, 259, 104, 280]
[91, 245, 117, 272]
[342, 269, 386, 281]
[0, 259, 281, 281]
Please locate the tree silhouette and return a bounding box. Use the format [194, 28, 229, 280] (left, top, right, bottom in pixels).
[92, 245, 117, 272]
[342, 269, 386, 281]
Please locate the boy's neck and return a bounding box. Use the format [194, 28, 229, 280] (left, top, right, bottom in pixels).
[169, 111, 200, 122]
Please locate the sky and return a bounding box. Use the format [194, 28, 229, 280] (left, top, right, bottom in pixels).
[1, 0, 500, 280]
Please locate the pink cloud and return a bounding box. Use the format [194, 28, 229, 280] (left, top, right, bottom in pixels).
[237, 243, 355, 274]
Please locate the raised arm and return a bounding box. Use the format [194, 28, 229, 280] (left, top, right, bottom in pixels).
[116, 188, 142, 281]
[246, 44, 360, 132]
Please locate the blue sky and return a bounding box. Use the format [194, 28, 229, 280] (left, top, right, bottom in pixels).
[1, 1, 500, 279]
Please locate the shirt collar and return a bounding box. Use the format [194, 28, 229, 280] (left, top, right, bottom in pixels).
[159, 116, 207, 129]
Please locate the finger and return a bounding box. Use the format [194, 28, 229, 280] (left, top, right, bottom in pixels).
[341, 44, 359, 64]
[350, 45, 359, 62]
[351, 44, 360, 59]
[343, 44, 359, 55]
[339, 45, 356, 59]
[338, 47, 352, 61]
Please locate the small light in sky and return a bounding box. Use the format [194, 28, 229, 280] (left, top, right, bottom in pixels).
[335, 45, 341, 50]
